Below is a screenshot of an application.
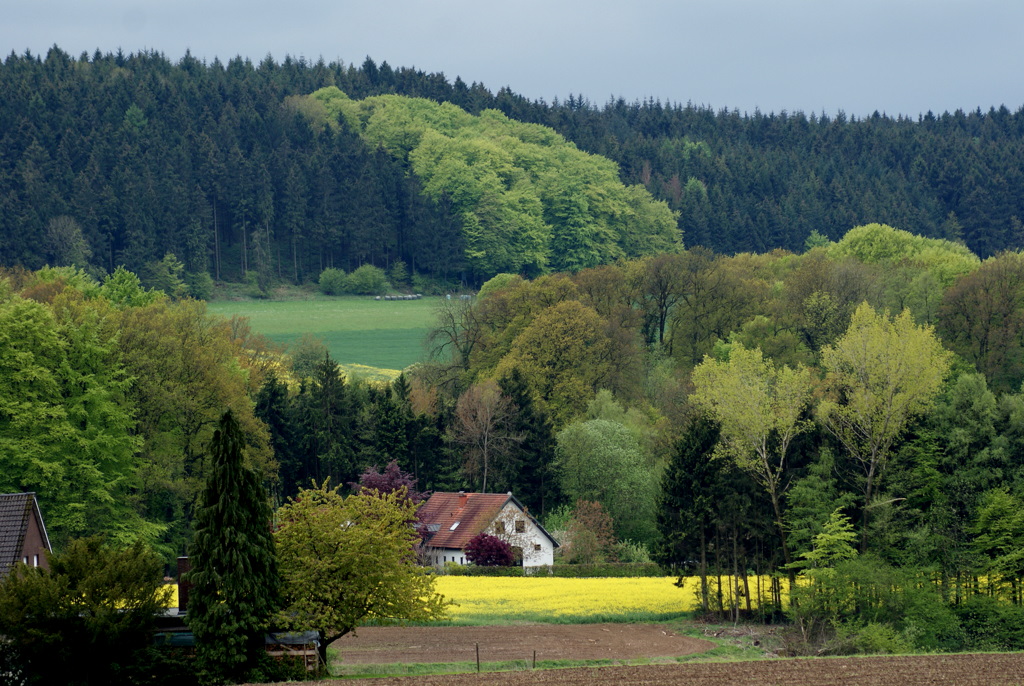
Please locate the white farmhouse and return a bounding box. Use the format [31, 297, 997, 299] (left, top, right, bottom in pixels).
[418, 491, 558, 568]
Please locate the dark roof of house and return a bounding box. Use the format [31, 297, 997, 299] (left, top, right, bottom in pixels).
[0, 493, 49, 577]
[418, 492, 559, 550]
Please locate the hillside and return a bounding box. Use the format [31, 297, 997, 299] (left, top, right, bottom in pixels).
[1, 48, 1023, 288]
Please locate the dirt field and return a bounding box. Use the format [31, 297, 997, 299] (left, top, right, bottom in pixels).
[332, 623, 714, 664]
[285, 652, 1024, 685]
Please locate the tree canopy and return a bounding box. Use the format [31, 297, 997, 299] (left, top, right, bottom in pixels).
[274, 481, 450, 664]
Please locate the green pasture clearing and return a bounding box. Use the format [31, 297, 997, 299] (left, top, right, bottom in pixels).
[206, 296, 440, 371]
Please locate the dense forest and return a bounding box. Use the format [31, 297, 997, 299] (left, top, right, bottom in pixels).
[2, 47, 1024, 289]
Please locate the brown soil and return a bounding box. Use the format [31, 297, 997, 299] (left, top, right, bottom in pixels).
[331, 623, 714, 664]
[282, 652, 1024, 686]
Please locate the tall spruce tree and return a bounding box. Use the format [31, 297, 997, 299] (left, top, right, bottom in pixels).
[186, 409, 280, 683]
[500, 368, 560, 517]
[655, 414, 722, 614]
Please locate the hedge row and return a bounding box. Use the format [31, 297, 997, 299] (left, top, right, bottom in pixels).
[437, 562, 665, 577]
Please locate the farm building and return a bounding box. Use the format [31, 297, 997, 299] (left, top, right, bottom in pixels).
[418, 491, 558, 568]
[0, 492, 51, 578]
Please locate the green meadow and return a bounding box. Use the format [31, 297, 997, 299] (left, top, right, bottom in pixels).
[205, 296, 439, 372]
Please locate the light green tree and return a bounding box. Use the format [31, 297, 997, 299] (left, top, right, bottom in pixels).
[792, 509, 859, 570]
[554, 418, 657, 543]
[690, 343, 815, 569]
[0, 292, 150, 548]
[274, 482, 450, 666]
[819, 303, 952, 549]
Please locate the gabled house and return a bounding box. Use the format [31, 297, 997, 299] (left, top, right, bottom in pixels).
[418, 491, 558, 568]
[0, 492, 51, 578]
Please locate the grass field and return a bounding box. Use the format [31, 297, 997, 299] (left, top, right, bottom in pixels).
[206, 296, 440, 371]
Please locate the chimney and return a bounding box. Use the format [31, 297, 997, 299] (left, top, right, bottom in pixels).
[458, 491, 468, 508]
[177, 556, 192, 614]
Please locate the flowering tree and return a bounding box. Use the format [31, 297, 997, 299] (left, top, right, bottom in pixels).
[274, 481, 450, 665]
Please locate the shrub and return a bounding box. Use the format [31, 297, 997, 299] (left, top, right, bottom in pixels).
[346, 264, 390, 295]
[439, 562, 663, 577]
[318, 267, 349, 295]
[478, 273, 523, 298]
[954, 595, 1024, 651]
[0, 537, 170, 685]
[464, 533, 515, 566]
[289, 333, 329, 379]
[827, 622, 913, 656]
[185, 271, 215, 300]
[388, 260, 409, 288]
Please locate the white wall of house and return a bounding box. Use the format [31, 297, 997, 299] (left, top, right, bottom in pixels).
[424, 502, 557, 569]
[490, 502, 556, 567]
[428, 549, 467, 567]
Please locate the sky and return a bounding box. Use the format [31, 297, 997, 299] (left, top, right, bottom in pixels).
[4, 0, 1023, 118]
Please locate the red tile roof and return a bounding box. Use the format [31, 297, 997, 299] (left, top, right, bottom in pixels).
[417, 492, 513, 550]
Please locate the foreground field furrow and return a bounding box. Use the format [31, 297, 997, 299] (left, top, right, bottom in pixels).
[282, 652, 1024, 685]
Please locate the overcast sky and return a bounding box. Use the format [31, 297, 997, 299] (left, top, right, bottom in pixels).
[4, 0, 1022, 118]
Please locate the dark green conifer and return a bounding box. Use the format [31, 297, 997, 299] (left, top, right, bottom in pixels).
[186, 409, 280, 684]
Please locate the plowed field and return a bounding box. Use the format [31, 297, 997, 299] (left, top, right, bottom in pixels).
[276, 652, 1024, 685]
[333, 623, 713, 663]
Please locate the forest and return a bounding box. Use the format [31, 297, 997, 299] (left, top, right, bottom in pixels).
[5, 46, 1024, 655]
[2, 47, 1024, 291]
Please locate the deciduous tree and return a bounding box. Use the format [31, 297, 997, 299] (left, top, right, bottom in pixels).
[820, 303, 952, 549]
[0, 537, 170, 686]
[449, 379, 519, 493]
[690, 343, 814, 569]
[274, 482, 450, 665]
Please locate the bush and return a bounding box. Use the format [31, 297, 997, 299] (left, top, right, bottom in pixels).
[826, 622, 914, 656]
[347, 264, 390, 295]
[0, 537, 170, 686]
[955, 595, 1024, 651]
[789, 556, 964, 653]
[289, 334, 329, 379]
[388, 260, 409, 288]
[184, 271, 214, 300]
[477, 273, 523, 299]
[439, 562, 663, 577]
[613, 540, 652, 564]
[411, 272, 457, 295]
[464, 533, 515, 566]
[318, 267, 348, 295]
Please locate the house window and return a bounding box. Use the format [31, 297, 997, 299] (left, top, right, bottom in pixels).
[494, 521, 506, 534]
[22, 556, 27, 565]
[534, 544, 542, 551]
[460, 557, 465, 564]
[33, 554, 39, 567]
[515, 519, 526, 533]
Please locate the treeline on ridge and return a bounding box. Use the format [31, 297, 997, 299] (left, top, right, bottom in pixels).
[2, 47, 1024, 290]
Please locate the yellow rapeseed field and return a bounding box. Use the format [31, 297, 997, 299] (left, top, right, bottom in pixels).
[432, 575, 785, 624]
[434, 577, 695, 624]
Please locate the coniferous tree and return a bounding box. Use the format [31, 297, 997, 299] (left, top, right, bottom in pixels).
[500, 367, 560, 517]
[254, 371, 297, 500]
[187, 409, 280, 684]
[655, 414, 721, 614]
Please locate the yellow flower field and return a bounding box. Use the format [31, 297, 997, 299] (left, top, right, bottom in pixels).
[432, 575, 785, 624]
